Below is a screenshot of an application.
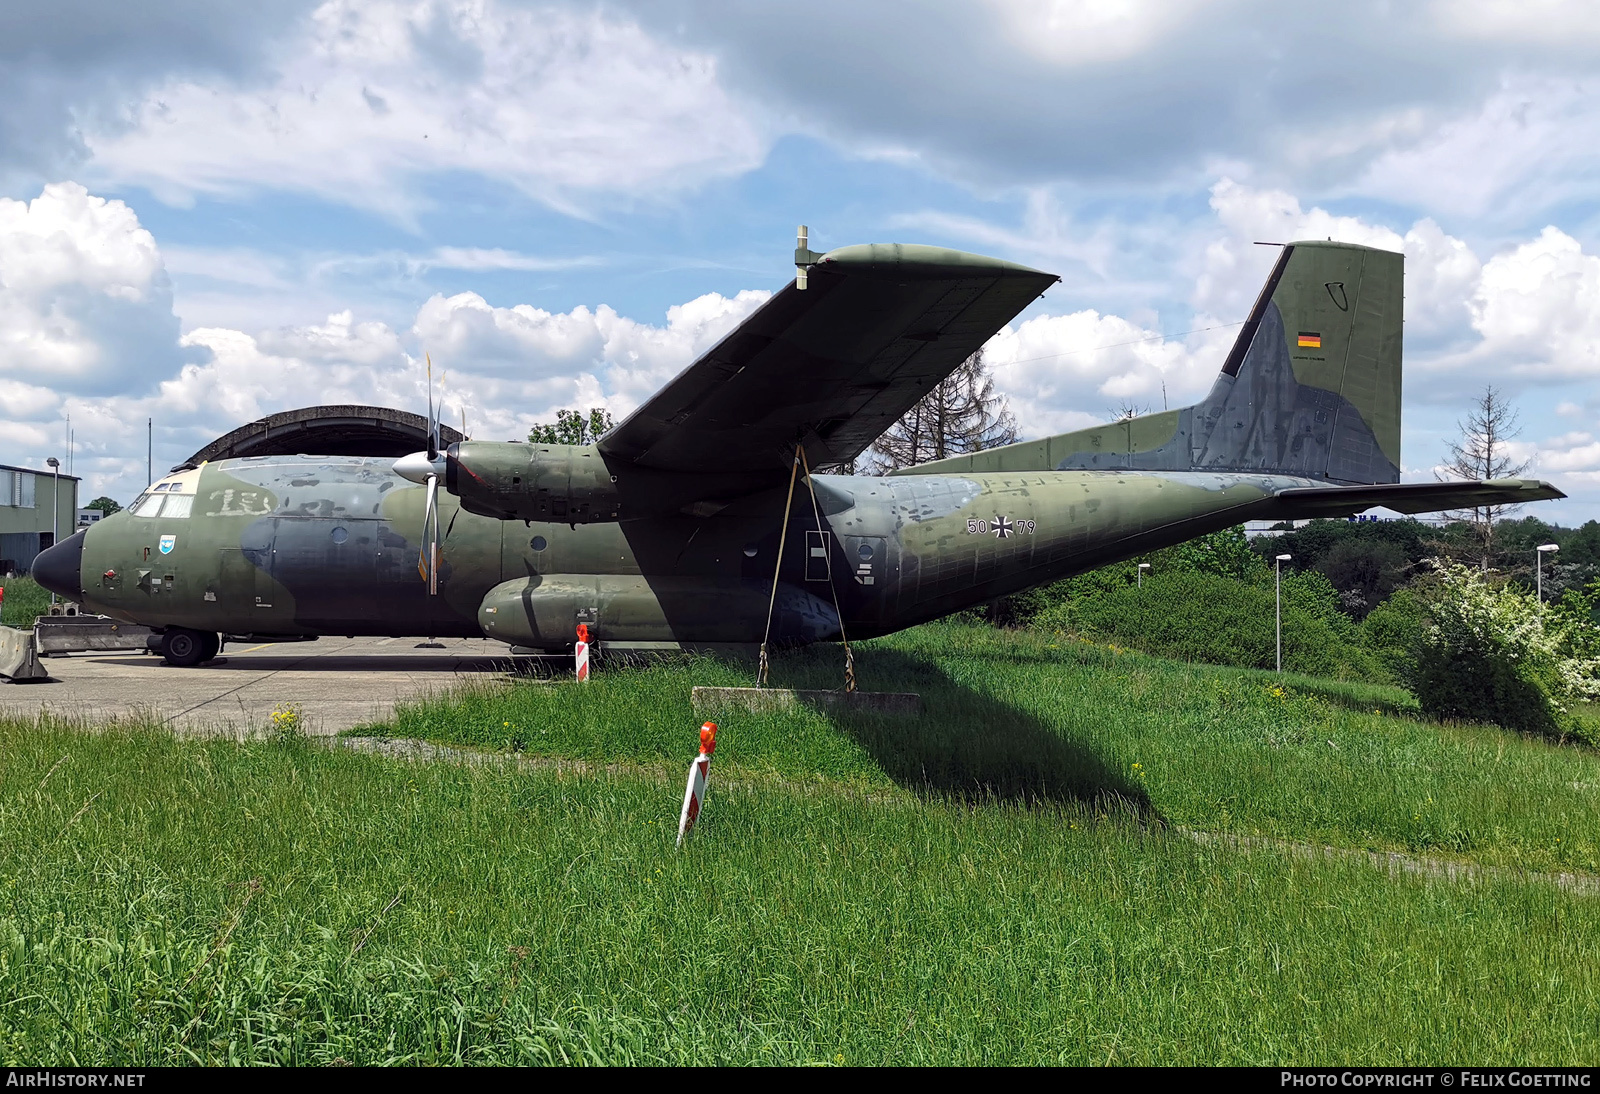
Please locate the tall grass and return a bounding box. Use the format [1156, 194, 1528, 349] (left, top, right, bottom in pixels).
[382, 624, 1600, 874]
[2, 716, 1598, 1065]
[0, 577, 49, 628]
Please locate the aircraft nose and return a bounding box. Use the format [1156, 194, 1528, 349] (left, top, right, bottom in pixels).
[32, 528, 86, 602]
[393, 450, 446, 484]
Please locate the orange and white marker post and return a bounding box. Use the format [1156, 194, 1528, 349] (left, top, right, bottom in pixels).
[676, 722, 717, 847]
[575, 622, 591, 682]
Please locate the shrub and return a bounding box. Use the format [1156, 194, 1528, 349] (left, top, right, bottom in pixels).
[1034, 568, 1383, 680]
[1360, 587, 1427, 681]
[1405, 563, 1600, 743]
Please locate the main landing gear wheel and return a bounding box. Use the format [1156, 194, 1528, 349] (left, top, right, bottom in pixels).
[161, 627, 216, 667]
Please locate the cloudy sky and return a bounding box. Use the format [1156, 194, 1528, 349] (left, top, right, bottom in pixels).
[4, 0, 1600, 520]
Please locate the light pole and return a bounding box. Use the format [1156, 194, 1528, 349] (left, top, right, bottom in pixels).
[1275, 553, 1292, 673]
[45, 457, 60, 605]
[1537, 543, 1559, 602]
[1137, 562, 1150, 588]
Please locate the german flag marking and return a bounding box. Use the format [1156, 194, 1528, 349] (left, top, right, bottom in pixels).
[1297, 332, 1322, 349]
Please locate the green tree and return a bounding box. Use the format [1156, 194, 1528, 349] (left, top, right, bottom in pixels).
[86, 496, 121, 516]
[528, 408, 614, 446]
[1155, 525, 1265, 582]
[1564, 520, 1600, 566]
[1254, 518, 1431, 618]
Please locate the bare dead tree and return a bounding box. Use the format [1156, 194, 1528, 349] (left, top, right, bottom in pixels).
[1438, 385, 1530, 569]
[868, 350, 1018, 472]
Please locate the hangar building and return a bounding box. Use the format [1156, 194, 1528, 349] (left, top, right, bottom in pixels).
[0, 464, 79, 576]
[176, 404, 464, 468]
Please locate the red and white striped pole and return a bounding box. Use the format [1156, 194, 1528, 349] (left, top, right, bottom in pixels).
[676, 722, 717, 847]
[575, 622, 591, 682]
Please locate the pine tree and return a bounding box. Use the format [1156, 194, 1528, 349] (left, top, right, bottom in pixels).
[868, 350, 1018, 471]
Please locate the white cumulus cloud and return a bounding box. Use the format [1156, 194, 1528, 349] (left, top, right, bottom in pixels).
[984, 309, 1234, 438]
[83, 0, 767, 218]
[0, 181, 186, 396]
[1466, 227, 1600, 380]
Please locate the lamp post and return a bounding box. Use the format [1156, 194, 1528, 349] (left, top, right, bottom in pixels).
[45, 457, 60, 605]
[1537, 543, 1560, 602]
[1275, 553, 1292, 673]
[1137, 562, 1150, 588]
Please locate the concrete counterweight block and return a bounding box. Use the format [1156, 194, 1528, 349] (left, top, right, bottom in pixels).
[691, 685, 921, 716]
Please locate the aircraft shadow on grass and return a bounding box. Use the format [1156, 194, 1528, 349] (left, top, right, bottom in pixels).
[770, 645, 1158, 820]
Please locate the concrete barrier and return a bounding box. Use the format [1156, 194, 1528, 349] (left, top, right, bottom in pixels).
[0, 626, 49, 682]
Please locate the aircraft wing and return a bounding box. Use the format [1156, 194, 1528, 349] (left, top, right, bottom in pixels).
[1272, 478, 1566, 518]
[598, 245, 1058, 474]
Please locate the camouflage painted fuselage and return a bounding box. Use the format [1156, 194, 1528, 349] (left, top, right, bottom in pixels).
[43, 237, 1567, 652]
[73, 454, 1316, 648]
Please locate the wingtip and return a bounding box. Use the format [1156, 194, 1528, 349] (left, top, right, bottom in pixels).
[1487, 477, 1568, 501]
[815, 243, 1056, 280]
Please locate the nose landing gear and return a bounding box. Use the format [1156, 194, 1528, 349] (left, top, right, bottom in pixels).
[161, 627, 221, 667]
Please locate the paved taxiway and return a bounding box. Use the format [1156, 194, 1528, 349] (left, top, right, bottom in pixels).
[0, 636, 526, 735]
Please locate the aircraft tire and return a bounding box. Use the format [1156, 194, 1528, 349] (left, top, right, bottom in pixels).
[161, 628, 208, 668]
[200, 632, 220, 663]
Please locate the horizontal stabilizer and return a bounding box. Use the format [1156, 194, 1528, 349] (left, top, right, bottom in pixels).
[1273, 478, 1565, 518]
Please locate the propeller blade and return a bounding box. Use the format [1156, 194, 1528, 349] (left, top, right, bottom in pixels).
[425, 353, 437, 461]
[417, 472, 440, 594]
[428, 472, 440, 596]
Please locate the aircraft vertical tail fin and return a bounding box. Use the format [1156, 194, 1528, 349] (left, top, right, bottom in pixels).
[1187, 240, 1402, 484]
[893, 240, 1405, 484]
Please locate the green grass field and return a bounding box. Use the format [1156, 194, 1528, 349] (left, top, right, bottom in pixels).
[3, 623, 1599, 1064]
[0, 577, 49, 628]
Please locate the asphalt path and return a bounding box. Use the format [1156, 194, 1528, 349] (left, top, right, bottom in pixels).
[0, 636, 534, 736]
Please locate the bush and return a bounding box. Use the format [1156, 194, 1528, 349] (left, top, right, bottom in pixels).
[1360, 588, 1427, 681]
[1405, 563, 1600, 743]
[1034, 568, 1384, 680]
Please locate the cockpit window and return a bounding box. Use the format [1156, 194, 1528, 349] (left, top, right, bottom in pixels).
[153, 483, 172, 492]
[130, 492, 194, 518]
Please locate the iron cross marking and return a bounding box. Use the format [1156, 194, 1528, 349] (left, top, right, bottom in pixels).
[992, 515, 1013, 539]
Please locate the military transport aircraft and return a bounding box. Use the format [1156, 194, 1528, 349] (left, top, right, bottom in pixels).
[33, 237, 1563, 666]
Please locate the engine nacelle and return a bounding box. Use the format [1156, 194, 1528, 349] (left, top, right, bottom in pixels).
[446, 441, 621, 523]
